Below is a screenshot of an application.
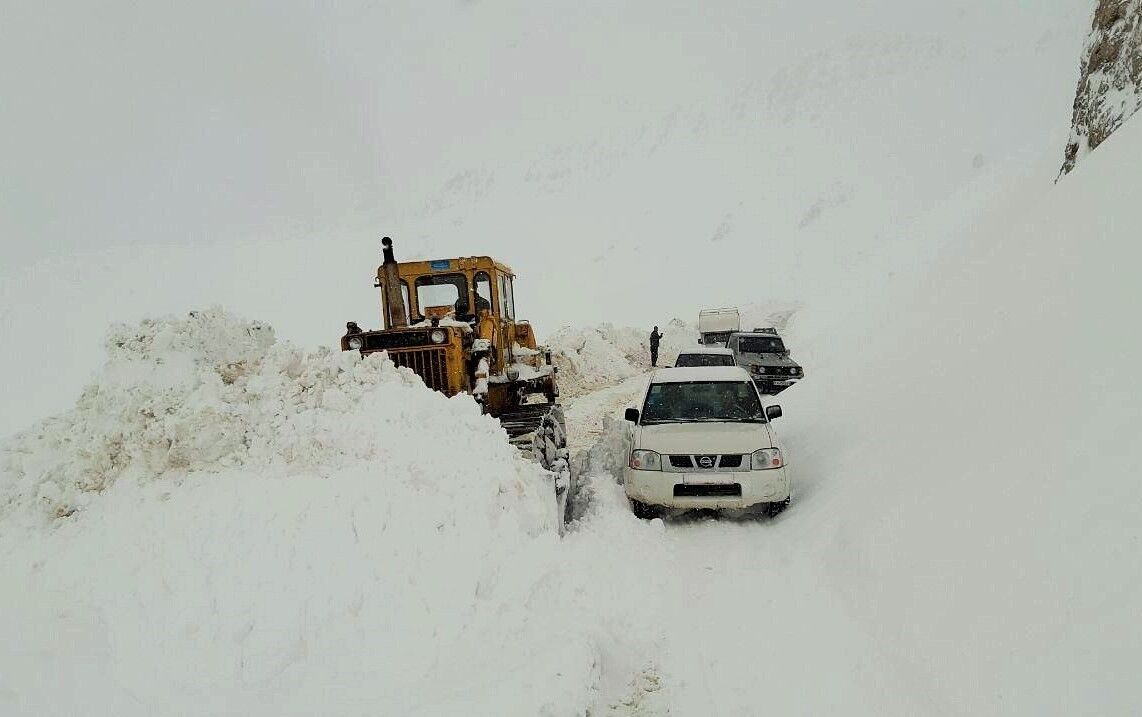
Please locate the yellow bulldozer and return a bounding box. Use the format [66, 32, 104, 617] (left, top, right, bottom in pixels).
[341, 238, 570, 505]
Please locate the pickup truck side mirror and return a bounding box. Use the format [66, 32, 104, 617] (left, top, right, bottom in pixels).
[765, 405, 782, 420]
[624, 408, 640, 423]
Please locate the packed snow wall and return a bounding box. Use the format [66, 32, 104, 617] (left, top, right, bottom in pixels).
[0, 308, 620, 716]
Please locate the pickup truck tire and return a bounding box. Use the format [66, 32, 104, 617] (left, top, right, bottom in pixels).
[630, 499, 659, 520]
[764, 498, 790, 517]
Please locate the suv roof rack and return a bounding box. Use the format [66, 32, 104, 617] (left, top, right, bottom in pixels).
[750, 327, 779, 334]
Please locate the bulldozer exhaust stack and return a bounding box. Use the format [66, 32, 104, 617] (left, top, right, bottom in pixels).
[381, 237, 408, 328]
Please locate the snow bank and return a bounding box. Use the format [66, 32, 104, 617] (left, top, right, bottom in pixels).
[0, 308, 612, 716]
[546, 318, 695, 397]
[547, 307, 802, 399]
[775, 120, 1142, 714]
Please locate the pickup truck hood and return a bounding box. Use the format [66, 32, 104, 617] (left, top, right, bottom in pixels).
[635, 422, 771, 454]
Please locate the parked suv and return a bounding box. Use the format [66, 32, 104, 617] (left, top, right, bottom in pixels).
[622, 366, 790, 518]
[727, 329, 803, 394]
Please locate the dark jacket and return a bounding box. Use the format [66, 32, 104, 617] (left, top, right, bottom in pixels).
[650, 329, 663, 348]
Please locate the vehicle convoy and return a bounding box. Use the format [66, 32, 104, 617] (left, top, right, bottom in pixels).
[727, 328, 804, 394]
[673, 346, 736, 368]
[697, 308, 741, 346]
[341, 238, 570, 507]
[621, 366, 790, 519]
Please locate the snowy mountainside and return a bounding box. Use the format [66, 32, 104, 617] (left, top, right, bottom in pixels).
[1061, 0, 1142, 175]
[773, 116, 1142, 714]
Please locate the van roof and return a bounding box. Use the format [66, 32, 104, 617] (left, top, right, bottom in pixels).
[649, 366, 752, 383]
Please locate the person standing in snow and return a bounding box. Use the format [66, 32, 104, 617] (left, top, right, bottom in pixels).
[650, 326, 663, 367]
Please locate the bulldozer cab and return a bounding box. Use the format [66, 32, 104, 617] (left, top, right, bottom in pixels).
[377, 256, 513, 329]
[344, 239, 553, 417]
[340, 237, 569, 514]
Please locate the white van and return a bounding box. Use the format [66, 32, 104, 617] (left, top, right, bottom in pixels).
[622, 366, 790, 518]
[697, 308, 741, 346]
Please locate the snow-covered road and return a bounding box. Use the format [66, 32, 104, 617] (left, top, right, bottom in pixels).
[560, 377, 932, 715]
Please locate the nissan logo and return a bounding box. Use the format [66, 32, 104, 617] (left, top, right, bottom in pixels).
[698, 455, 715, 469]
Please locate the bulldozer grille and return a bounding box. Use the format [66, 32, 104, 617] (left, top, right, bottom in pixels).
[389, 348, 451, 393]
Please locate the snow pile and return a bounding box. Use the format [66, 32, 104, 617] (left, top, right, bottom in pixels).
[0, 308, 619, 716]
[1, 308, 536, 523]
[547, 307, 801, 399]
[546, 318, 694, 397]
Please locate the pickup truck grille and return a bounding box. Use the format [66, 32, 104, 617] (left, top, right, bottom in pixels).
[666, 454, 744, 471]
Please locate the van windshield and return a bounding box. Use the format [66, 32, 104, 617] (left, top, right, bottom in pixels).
[674, 353, 736, 368]
[641, 381, 765, 424]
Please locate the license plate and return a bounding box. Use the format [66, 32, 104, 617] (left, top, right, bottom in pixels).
[683, 472, 737, 485]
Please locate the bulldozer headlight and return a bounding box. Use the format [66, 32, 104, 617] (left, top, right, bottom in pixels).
[348, 337, 364, 350]
[430, 329, 447, 344]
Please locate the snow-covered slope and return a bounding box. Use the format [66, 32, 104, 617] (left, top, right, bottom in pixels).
[773, 114, 1142, 715]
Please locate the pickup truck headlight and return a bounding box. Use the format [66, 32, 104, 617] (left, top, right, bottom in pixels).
[348, 337, 364, 350]
[629, 450, 662, 471]
[751, 448, 783, 470]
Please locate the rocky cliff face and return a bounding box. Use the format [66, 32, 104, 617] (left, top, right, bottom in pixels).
[1061, 0, 1142, 176]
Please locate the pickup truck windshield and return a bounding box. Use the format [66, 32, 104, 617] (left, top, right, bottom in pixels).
[641, 381, 765, 424]
[738, 336, 786, 353]
[674, 353, 736, 367]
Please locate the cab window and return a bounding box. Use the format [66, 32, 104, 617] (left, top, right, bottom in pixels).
[498, 275, 516, 320]
[414, 274, 469, 318]
[474, 272, 493, 315]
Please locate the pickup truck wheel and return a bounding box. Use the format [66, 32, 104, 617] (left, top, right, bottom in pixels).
[764, 498, 790, 517]
[630, 499, 659, 520]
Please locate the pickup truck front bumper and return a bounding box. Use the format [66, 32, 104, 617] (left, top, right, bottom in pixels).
[624, 467, 790, 510]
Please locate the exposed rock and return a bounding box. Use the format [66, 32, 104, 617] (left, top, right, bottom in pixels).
[1060, 0, 1142, 176]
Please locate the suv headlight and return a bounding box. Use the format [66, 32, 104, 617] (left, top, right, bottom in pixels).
[751, 448, 783, 470]
[629, 450, 662, 471]
[789, 367, 800, 376]
[751, 364, 766, 375]
[348, 337, 364, 350]
[430, 329, 447, 344]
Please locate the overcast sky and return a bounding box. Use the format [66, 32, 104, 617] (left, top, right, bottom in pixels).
[0, 0, 1088, 434]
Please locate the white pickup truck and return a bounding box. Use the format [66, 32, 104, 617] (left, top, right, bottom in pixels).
[697, 308, 741, 346]
[622, 366, 790, 519]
